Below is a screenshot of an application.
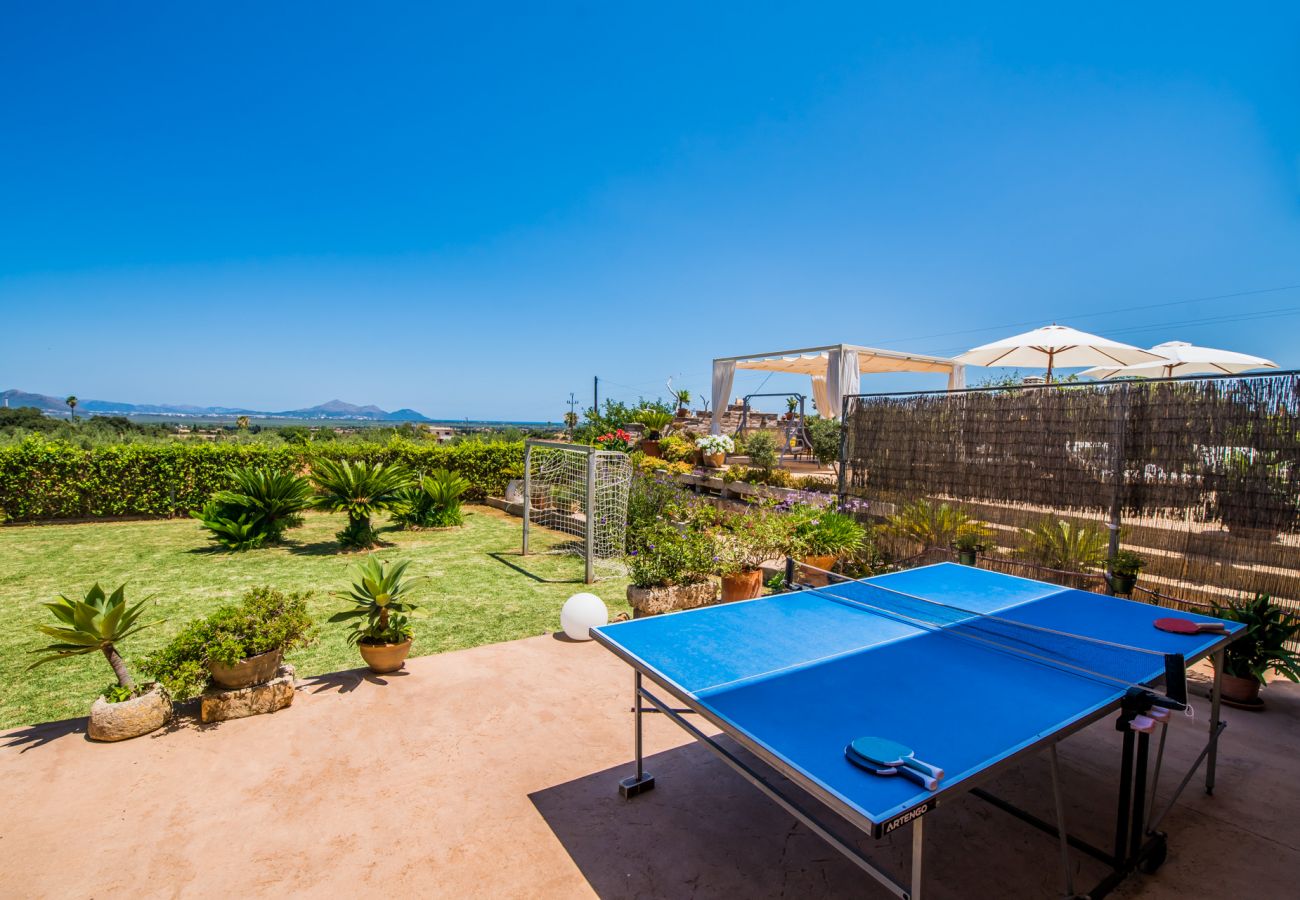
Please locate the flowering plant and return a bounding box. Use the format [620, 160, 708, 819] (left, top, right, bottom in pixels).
[709, 506, 792, 577]
[627, 523, 714, 588]
[695, 434, 735, 455]
[595, 429, 633, 452]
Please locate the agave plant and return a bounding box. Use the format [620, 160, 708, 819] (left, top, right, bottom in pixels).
[311, 458, 414, 549]
[1018, 517, 1108, 573]
[885, 500, 976, 550]
[193, 466, 314, 550]
[29, 583, 160, 694]
[329, 556, 423, 645]
[392, 469, 470, 529]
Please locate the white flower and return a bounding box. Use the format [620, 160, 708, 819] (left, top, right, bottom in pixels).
[695, 434, 735, 454]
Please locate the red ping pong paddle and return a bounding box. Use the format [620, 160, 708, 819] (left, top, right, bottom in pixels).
[1154, 617, 1227, 635]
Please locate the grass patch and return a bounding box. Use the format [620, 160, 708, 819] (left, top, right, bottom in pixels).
[0, 506, 630, 729]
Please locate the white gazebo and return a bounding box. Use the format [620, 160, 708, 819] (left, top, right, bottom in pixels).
[710, 344, 966, 434]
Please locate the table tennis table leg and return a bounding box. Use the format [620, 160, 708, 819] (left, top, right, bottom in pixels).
[620, 672, 656, 798]
[1048, 744, 1075, 898]
[1206, 649, 1223, 796]
[910, 814, 924, 900]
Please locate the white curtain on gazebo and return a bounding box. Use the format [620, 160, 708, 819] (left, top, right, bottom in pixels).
[810, 375, 830, 417]
[825, 347, 860, 419]
[710, 359, 736, 434]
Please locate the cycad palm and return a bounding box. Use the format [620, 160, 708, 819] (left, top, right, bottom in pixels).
[885, 500, 974, 550]
[1018, 518, 1108, 572]
[311, 458, 413, 548]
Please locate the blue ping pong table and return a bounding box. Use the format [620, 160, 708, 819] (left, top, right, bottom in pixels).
[591, 562, 1241, 900]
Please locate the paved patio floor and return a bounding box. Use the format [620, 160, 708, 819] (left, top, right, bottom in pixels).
[1, 633, 1296, 898]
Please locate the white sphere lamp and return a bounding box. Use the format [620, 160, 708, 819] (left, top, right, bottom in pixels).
[561, 592, 608, 641]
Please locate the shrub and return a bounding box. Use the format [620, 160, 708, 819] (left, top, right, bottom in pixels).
[805, 417, 842, 468]
[0, 437, 523, 522]
[626, 475, 692, 551]
[311, 459, 414, 549]
[1018, 518, 1108, 572]
[142, 587, 316, 699]
[658, 434, 695, 463]
[193, 466, 314, 551]
[636, 455, 693, 476]
[392, 469, 470, 529]
[627, 523, 714, 588]
[709, 506, 791, 577]
[954, 527, 994, 553]
[722, 465, 792, 487]
[745, 431, 779, 473]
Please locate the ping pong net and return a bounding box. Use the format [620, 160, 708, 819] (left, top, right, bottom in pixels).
[787, 559, 1188, 705]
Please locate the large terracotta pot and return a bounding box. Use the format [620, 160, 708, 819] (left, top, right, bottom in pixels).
[641, 440, 661, 458]
[359, 638, 413, 674]
[800, 555, 838, 587]
[208, 648, 284, 689]
[705, 452, 726, 468]
[721, 569, 763, 603]
[676, 408, 690, 417]
[1220, 673, 1262, 706]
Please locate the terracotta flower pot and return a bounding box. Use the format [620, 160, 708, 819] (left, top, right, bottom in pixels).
[721, 569, 763, 603]
[705, 452, 726, 468]
[207, 648, 284, 690]
[641, 440, 662, 458]
[801, 554, 838, 586]
[359, 638, 413, 674]
[1219, 673, 1262, 706]
[676, 408, 690, 417]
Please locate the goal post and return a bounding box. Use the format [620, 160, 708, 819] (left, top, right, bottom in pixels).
[522, 440, 632, 583]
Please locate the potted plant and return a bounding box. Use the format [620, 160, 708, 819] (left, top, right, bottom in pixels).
[885, 500, 978, 551]
[784, 397, 799, 420]
[29, 583, 171, 742]
[1208, 594, 1300, 708]
[787, 506, 867, 585]
[595, 429, 634, 453]
[953, 528, 993, 566]
[625, 524, 718, 616]
[631, 408, 674, 458]
[712, 507, 787, 602]
[695, 433, 734, 468]
[1105, 549, 1146, 594]
[672, 388, 692, 417]
[144, 587, 316, 696]
[330, 557, 424, 674]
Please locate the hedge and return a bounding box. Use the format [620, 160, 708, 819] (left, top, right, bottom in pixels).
[0, 437, 525, 522]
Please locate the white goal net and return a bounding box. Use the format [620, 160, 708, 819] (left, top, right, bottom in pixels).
[522, 440, 632, 583]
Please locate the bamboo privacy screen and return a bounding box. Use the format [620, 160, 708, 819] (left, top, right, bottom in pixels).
[840, 372, 1300, 614]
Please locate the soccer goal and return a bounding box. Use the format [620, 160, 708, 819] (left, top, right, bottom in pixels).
[522, 440, 632, 583]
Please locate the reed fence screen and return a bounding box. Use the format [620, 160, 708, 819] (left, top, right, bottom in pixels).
[840, 371, 1300, 615]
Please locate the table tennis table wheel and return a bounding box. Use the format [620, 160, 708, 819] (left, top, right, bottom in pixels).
[1138, 835, 1168, 874]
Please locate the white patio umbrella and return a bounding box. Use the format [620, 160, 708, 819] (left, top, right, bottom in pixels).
[1079, 341, 1279, 380]
[955, 324, 1165, 383]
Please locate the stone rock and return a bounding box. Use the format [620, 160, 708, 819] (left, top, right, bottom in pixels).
[627, 581, 719, 617]
[200, 665, 296, 723]
[88, 683, 173, 742]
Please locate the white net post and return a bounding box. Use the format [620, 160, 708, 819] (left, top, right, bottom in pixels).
[522, 440, 631, 583]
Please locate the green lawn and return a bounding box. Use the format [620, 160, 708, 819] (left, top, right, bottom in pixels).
[0, 506, 630, 729]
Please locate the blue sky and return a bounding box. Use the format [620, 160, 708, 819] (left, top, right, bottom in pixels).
[2, 3, 1298, 420]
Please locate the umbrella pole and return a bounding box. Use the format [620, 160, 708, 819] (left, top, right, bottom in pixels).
[1045, 350, 1054, 384]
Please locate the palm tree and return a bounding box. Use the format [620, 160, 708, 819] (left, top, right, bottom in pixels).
[65, 395, 78, 422]
[310, 458, 414, 549]
[236, 415, 250, 430]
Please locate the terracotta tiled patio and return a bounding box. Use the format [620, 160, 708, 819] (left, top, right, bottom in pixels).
[1, 634, 1296, 898]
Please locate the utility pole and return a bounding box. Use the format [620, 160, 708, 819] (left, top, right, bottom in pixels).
[593, 376, 599, 414]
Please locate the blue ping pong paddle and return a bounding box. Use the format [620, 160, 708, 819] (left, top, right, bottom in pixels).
[847, 737, 942, 790]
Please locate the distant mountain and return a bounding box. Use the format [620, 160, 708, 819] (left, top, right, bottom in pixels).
[1, 389, 432, 422]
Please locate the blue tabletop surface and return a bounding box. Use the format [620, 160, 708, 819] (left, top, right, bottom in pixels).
[593, 562, 1239, 825]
